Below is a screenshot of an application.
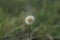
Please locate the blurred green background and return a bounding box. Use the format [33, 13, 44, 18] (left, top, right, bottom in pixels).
[0, 0, 60, 40]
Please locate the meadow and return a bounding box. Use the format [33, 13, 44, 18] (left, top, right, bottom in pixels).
[0, 0, 60, 40]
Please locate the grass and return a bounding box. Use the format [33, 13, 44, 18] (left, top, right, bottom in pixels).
[0, 0, 60, 40]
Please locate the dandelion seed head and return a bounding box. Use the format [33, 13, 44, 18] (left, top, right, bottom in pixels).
[25, 15, 35, 25]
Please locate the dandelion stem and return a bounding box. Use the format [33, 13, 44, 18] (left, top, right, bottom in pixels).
[29, 25, 30, 40]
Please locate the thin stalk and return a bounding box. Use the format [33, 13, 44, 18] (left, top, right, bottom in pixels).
[29, 25, 30, 40]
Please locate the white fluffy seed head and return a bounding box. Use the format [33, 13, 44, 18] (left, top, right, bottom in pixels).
[25, 15, 35, 25]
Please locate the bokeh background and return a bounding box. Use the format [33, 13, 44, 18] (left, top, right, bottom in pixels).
[0, 0, 60, 40]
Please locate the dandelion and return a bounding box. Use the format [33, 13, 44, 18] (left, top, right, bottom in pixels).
[25, 15, 35, 25]
[25, 15, 35, 40]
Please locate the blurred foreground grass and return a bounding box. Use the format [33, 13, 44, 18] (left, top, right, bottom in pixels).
[0, 0, 60, 40]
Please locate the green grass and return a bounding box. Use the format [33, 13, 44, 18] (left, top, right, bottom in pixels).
[0, 0, 60, 40]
